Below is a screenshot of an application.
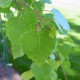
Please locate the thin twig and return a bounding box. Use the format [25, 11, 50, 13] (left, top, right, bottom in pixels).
[0, 19, 13, 56]
[37, 10, 51, 13]
[21, 5, 26, 16]
[16, 0, 24, 5]
[53, 53, 68, 80]
[14, 0, 21, 11]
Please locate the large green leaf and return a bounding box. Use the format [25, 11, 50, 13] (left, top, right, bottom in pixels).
[0, 0, 12, 8]
[20, 30, 55, 65]
[6, 7, 55, 65]
[31, 63, 52, 80]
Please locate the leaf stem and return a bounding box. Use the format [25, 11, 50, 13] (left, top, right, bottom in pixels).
[36, 13, 39, 31]
[53, 53, 68, 80]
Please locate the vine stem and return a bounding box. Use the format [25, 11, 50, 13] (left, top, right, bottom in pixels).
[14, 0, 21, 11]
[0, 19, 13, 57]
[53, 53, 68, 80]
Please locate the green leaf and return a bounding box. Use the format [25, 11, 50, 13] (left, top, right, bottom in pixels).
[58, 43, 72, 58]
[31, 63, 52, 80]
[21, 70, 33, 80]
[48, 59, 60, 74]
[57, 37, 72, 58]
[42, 13, 53, 20]
[62, 60, 71, 69]
[49, 28, 56, 38]
[62, 60, 71, 72]
[32, 1, 44, 11]
[0, 7, 11, 13]
[24, 0, 33, 5]
[6, 7, 55, 65]
[0, 0, 12, 8]
[20, 30, 56, 65]
[6, 7, 37, 58]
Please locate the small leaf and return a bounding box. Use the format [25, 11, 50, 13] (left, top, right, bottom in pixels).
[62, 60, 71, 69]
[49, 28, 56, 38]
[57, 36, 72, 59]
[21, 70, 33, 80]
[48, 59, 60, 72]
[0, 0, 12, 8]
[62, 60, 71, 72]
[58, 43, 72, 58]
[51, 9, 71, 34]
[31, 63, 52, 80]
